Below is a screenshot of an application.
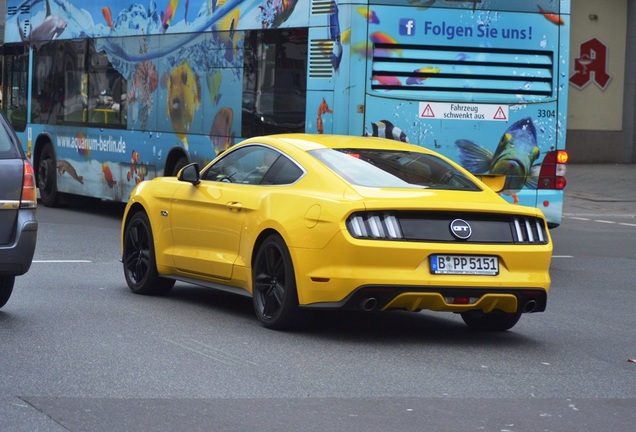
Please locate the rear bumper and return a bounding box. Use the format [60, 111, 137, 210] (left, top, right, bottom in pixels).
[290, 230, 551, 314]
[306, 285, 547, 315]
[0, 209, 37, 276]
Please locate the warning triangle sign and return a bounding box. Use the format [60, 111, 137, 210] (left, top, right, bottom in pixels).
[421, 104, 435, 118]
[493, 106, 507, 120]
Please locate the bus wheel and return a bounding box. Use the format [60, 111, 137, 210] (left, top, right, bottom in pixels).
[38, 142, 60, 207]
[171, 156, 189, 176]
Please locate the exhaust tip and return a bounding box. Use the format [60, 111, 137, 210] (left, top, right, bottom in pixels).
[360, 297, 378, 312]
[524, 300, 537, 313]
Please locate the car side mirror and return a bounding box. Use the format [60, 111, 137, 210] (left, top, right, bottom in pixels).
[178, 163, 200, 185]
[476, 174, 506, 193]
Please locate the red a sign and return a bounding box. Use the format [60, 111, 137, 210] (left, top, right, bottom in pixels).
[570, 38, 611, 90]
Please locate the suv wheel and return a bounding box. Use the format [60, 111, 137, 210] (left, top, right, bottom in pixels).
[0, 276, 16, 308]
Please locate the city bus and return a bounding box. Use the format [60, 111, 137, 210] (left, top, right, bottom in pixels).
[2, 0, 569, 226]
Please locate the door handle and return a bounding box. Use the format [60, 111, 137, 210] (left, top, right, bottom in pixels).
[226, 201, 243, 211]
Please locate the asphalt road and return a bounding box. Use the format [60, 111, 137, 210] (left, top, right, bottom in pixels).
[1, 197, 635, 431]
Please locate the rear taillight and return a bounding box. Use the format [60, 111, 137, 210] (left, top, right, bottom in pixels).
[538, 150, 568, 190]
[21, 160, 37, 208]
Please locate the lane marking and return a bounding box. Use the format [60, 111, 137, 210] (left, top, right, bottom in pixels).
[564, 216, 636, 227]
[33, 260, 93, 263]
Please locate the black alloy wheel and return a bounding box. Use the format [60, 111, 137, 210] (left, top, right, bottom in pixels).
[123, 211, 175, 295]
[252, 234, 304, 330]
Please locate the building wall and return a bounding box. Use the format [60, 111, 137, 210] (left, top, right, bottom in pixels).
[566, 0, 634, 163]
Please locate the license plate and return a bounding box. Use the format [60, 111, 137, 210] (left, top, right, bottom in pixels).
[430, 255, 499, 275]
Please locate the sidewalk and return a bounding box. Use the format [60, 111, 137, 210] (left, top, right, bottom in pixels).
[563, 163, 636, 218]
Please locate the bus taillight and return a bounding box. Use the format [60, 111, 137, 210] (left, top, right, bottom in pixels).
[538, 150, 568, 190]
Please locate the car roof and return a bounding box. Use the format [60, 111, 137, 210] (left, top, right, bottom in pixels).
[240, 134, 433, 154]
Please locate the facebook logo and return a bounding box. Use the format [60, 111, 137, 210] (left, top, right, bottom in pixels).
[399, 18, 415, 36]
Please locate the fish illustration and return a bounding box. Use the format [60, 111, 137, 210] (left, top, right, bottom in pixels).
[259, 0, 299, 29]
[352, 32, 402, 58]
[212, 0, 241, 61]
[406, 66, 441, 85]
[329, 3, 343, 72]
[356, 7, 380, 24]
[136, 165, 149, 184]
[456, 117, 541, 203]
[371, 32, 402, 55]
[129, 60, 159, 129]
[127, 150, 140, 182]
[102, 162, 117, 188]
[206, 70, 223, 107]
[351, 42, 371, 58]
[209, 107, 235, 155]
[372, 75, 402, 86]
[365, 120, 409, 143]
[212, 0, 240, 32]
[56, 160, 83, 184]
[341, 28, 351, 45]
[167, 61, 201, 149]
[316, 98, 333, 134]
[18, 0, 67, 42]
[161, 0, 180, 33]
[538, 6, 564, 25]
[102, 7, 114, 30]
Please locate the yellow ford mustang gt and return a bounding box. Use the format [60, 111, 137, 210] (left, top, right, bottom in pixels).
[121, 134, 552, 331]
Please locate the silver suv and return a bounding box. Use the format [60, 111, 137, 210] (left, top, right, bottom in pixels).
[0, 110, 38, 308]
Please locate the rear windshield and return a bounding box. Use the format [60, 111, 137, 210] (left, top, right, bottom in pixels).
[309, 148, 479, 191]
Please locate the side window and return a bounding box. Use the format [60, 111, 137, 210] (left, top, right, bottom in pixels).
[202, 145, 282, 184]
[262, 157, 304, 185]
[2, 45, 29, 132]
[30, 39, 127, 127]
[87, 43, 127, 127]
[31, 40, 86, 125]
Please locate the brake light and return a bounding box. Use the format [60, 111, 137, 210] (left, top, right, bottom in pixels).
[538, 150, 568, 190]
[21, 160, 37, 208]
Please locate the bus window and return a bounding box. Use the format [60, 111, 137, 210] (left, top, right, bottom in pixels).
[242, 28, 308, 137]
[87, 42, 127, 128]
[31, 40, 86, 125]
[30, 39, 126, 128]
[2, 45, 28, 132]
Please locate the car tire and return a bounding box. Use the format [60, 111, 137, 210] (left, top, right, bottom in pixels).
[460, 310, 522, 332]
[252, 234, 304, 330]
[0, 276, 16, 308]
[123, 211, 175, 295]
[38, 142, 60, 207]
